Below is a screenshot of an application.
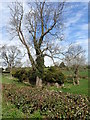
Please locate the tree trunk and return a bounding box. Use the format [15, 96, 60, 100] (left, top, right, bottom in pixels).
[36, 76, 42, 88]
[8, 64, 12, 79]
[76, 78, 79, 85]
[73, 78, 76, 85]
[35, 55, 44, 87]
[10, 67, 13, 79]
[73, 66, 79, 85]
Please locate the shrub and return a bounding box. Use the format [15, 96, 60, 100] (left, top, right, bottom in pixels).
[12, 68, 36, 83]
[59, 62, 66, 68]
[12, 66, 65, 85]
[43, 66, 65, 85]
[27, 70, 37, 84]
[12, 68, 29, 82]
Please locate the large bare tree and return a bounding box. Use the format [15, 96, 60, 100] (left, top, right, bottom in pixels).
[8, 1, 65, 86]
[0, 45, 22, 70]
[64, 44, 86, 85]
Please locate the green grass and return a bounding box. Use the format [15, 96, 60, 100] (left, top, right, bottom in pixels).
[2, 100, 43, 119]
[0, 74, 17, 84]
[30, 110, 43, 119]
[79, 70, 88, 77]
[2, 100, 26, 118]
[61, 70, 73, 76]
[47, 69, 88, 96]
[0, 73, 31, 87]
[61, 68, 88, 77]
[62, 79, 88, 95]
[48, 79, 88, 96]
[2, 99, 45, 119]
[1, 72, 88, 96]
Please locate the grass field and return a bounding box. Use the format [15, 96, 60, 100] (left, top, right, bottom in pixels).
[48, 79, 88, 96]
[0, 74, 31, 87]
[61, 68, 88, 77]
[2, 101, 26, 118]
[0, 69, 89, 119]
[0, 70, 88, 96]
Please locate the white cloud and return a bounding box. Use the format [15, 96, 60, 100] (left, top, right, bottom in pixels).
[44, 56, 53, 67]
[75, 39, 88, 54]
[75, 40, 88, 46]
[66, 0, 89, 2]
[0, 3, 2, 12]
[82, 24, 88, 31]
[64, 10, 83, 27]
[0, 0, 27, 2]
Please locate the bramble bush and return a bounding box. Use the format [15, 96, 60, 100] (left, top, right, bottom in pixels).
[43, 66, 65, 85]
[12, 68, 35, 83]
[2, 84, 90, 119]
[12, 66, 65, 85]
[12, 68, 29, 82]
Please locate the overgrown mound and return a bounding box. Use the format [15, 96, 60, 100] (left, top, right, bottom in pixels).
[12, 68, 36, 84]
[2, 84, 89, 119]
[43, 66, 65, 84]
[12, 66, 65, 85]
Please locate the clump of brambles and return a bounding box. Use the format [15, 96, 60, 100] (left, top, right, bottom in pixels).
[11, 66, 65, 85]
[3, 84, 90, 119]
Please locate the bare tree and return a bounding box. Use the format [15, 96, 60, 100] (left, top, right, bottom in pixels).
[0, 45, 22, 71]
[64, 44, 86, 85]
[8, 1, 65, 87]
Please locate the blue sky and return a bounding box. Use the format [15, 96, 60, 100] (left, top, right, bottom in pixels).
[59, 2, 88, 62]
[0, 1, 89, 66]
[63, 2, 88, 47]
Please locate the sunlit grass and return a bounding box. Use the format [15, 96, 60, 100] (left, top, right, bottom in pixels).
[48, 79, 88, 96]
[2, 100, 26, 118]
[1, 74, 31, 87]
